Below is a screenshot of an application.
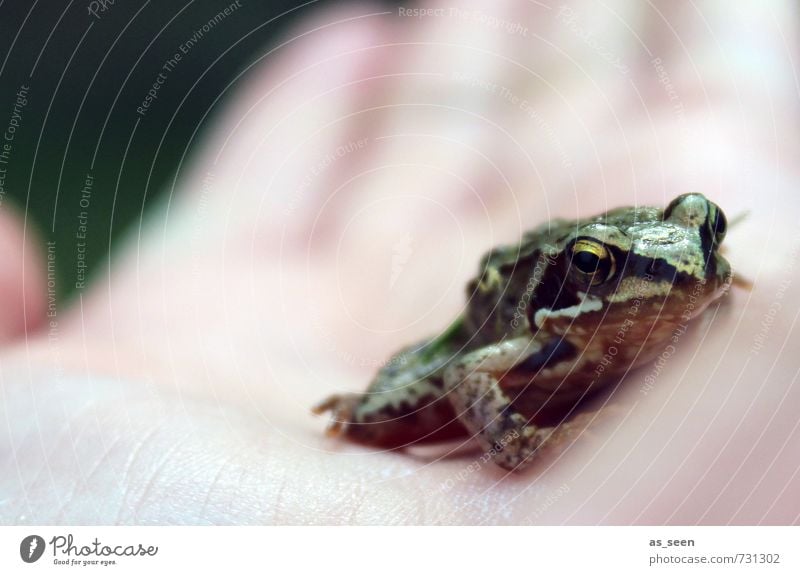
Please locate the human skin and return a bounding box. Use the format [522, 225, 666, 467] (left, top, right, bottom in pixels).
[1, 1, 799, 524]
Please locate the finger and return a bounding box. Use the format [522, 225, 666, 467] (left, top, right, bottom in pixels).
[0, 205, 46, 342]
[59, 5, 401, 398]
[176, 4, 395, 244]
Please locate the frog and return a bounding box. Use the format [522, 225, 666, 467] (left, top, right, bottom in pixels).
[313, 193, 733, 471]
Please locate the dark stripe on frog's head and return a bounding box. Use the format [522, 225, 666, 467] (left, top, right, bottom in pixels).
[699, 215, 716, 276]
[523, 248, 581, 319]
[615, 249, 693, 287]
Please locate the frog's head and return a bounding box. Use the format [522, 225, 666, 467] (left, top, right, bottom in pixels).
[529, 193, 732, 340]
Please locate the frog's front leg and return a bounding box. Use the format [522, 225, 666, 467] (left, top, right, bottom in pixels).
[444, 336, 587, 471]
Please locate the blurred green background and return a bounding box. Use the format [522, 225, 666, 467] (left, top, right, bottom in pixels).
[0, 0, 396, 299]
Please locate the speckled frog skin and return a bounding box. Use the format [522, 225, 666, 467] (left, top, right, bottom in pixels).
[314, 193, 732, 471]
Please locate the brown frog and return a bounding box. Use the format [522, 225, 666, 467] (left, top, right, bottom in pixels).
[314, 193, 732, 471]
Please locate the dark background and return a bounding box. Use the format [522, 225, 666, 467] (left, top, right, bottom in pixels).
[0, 0, 396, 298]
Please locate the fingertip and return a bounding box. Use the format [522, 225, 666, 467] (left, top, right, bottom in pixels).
[0, 206, 47, 342]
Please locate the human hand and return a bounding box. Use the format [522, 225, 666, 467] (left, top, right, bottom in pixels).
[2, 0, 798, 524]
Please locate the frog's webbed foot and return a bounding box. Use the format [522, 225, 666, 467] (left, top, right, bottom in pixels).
[312, 393, 361, 437]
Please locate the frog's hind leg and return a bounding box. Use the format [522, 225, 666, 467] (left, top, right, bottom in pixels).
[313, 340, 468, 448]
[444, 336, 598, 471]
[312, 386, 464, 448]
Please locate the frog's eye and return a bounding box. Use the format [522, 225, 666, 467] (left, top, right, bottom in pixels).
[707, 204, 727, 244]
[569, 239, 616, 286]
